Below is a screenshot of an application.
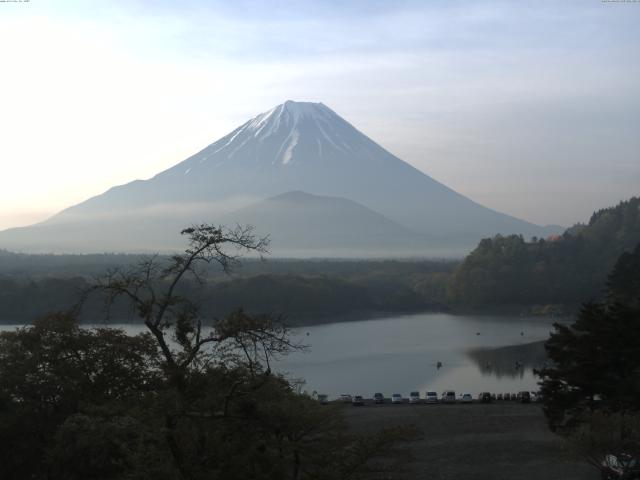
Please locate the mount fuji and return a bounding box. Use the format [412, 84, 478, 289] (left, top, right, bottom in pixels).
[0, 100, 560, 256]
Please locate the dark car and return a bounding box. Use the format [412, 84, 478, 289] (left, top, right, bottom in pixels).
[519, 391, 531, 403]
[601, 454, 640, 479]
[352, 395, 365, 406]
[479, 392, 492, 403]
[373, 392, 384, 404]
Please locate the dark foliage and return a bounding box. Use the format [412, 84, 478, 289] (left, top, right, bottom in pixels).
[0, 224, 413, 479]
[448, 197, 640, 308]
[0, 312, 162, 479]
[537, 242, 640, 432]
[0, 258, 456, 325]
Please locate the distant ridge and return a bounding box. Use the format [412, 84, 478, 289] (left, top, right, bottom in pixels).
[217, 191, 431, 258]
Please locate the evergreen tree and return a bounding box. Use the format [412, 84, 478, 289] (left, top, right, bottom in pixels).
[448, 197, 640, 308]
[538, 243, 640, 432]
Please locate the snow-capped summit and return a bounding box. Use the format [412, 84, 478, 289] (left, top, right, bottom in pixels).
[249, 101, 335, 134]
[176, 100, 380, 169]
[0, 101, 561, 255]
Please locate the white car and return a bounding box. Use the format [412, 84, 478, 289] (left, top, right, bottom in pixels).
[391, 393, 403, 404]
[409, 391, 421, 404]
[460, 393, 473, 404]
[339, 394, 352, 403]
[425, 391, 439, 404]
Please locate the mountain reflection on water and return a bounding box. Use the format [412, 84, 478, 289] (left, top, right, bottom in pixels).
[278, 313, 563, 397]
[466, 341, 550, 380]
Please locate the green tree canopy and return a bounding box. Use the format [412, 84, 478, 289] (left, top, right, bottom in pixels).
[0, 312, 162, 479]
[448, 197, 640, 308]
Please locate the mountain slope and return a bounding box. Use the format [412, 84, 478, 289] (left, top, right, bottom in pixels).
[0, 100, 560, 255]
[218, 191, 432, 257]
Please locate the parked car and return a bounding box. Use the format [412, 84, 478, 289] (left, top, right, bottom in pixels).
[479, 392, 492, 403]
[352, 395, 365, 406]
[460, 393, 473, 404]
[339, 394, 352, 403]
[373, 392, 385, 404]
[425, 391, 439, 404]
[600, 453, 640, 479]
[409, 391, 421, 404]
[497, 393, 503, 401]
[317, 394, 328, 405]
[391, 393, 403, 404]
[519, 391, 531, 403]
[441, 391, 456, 403]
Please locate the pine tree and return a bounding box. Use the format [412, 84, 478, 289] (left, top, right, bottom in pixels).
[538, 243, 640, 432]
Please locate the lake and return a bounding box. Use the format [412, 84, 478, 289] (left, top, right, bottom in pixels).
[280, 312, 558, 398]
[1, 312, 562, 399]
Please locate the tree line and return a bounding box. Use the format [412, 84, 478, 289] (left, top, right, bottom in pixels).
[1, 197, 638, 325]
[447, 197, 640, 309]
[0, 259, 455, 325]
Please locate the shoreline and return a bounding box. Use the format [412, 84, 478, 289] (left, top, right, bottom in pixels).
[0, 305, 574, 328]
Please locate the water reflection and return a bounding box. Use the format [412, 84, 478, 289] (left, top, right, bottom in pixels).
[466, 341, 549, 379]
[276, 313, 561, 397]
[0, 313, 562, 397]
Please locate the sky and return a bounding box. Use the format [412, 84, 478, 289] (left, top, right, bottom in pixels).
[1, 0, 638, 231]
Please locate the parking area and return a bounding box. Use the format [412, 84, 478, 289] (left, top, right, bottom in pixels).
[343, 402, 598, 480]
[330, 391, 537, 406]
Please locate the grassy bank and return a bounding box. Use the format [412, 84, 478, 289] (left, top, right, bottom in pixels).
[344, 402, 596, 480]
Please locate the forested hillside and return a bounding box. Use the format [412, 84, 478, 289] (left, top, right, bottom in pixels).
[0, 259, 455, 324]
[448, 197, 640, 308]
[1, 197, 638, 324]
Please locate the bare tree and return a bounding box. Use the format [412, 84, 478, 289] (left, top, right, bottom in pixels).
[89, 224, 277, 372]
[82, 223, 413, 480]
[86, 224, 310, 479]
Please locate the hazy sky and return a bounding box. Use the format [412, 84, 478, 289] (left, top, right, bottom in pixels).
[1, 0, 638, 230]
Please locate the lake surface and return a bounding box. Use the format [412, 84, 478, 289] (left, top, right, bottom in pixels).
[280, 313, 558, 398]
[1, 313, 561, 399]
